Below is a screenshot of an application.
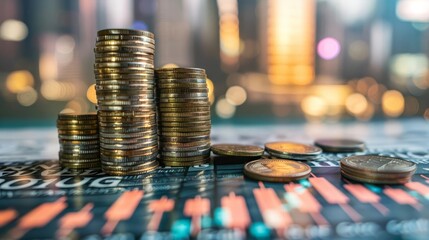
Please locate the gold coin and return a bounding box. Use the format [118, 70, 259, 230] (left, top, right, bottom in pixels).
[156, 78, 207, 83]
[58, 134, 99, 141]
[56, 124, 98, 130]
[56, 119, 98, 125]
[58, 129, 99, 135]
[60, 162, 101, 169]
[159, 120, 211, 127]
[96, 34, 155, 44]
[58, 113, 98, 121]
[160, 159, 209, 167]
[160, 131, 210, 137]
[157, 83, 207, 88]
[160, 115, 211, 121]
[159, 126, 211, 133]
[158, 106, 210, 113]
[158, 102, 209, 108]
[97, 29, 154, 38]
[155, 67, 205, 73]
[95, 40, 155, 48]
[160, 135, 210, 143]
[160, 139, 210, 148]
[161, 143, 211, 152]
[265, 142, 322, 156]
[211, 144, 264, 157]
[244, 159, 311, 182]
[340, 170, 411, 184]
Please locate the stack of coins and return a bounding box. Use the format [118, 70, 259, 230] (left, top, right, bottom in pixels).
[265, 142, 322, 160]
[156, 67, 211, 166]
[57, 113, 100, 169]
[340, 155, 416, 184]
[94, 29, 159, 175]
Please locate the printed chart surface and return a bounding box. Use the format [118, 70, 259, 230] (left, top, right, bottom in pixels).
[0, 119, 429, 239]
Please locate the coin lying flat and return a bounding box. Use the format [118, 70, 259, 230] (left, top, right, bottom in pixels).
[211, 144, 264, 157]
[340, 155, 416, 184]
[244, 159, 311, 182]
[315, 138, 365, 153]
[265, 141, 322, 160]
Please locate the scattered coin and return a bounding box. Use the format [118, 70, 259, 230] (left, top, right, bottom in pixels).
[315, 138, 365, 153]
[211, 144, 264, 157]
[244, 159, 311, 182]
[340, 155, 416, 184]
[265, 141, 322, 160]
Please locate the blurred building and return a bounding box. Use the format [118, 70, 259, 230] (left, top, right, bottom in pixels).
[0, 0, 428, 125]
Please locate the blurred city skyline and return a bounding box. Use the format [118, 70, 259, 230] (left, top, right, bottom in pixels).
[0, 0, 428, 125]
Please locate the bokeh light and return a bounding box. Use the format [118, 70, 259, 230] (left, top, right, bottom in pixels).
[41, 81, 76, 101]
[0, 19, 28, 41]
[225, 85, 247, 106]
[317, 37, 341, 60]
[6, 71, 34, 93]
[396, 0, 429, 22]
[346, 93, 368, 116]
[382, 90, 405, 117]
[424, 108, 429, 120]
[55, 35, 75, 54]
[17, 87, 38, 107]
[301, 96, 328, 118]
[348, 40, 369, 61]
[161, 63, 179, 68]
[206, 78, 215, 105]
[86, 84, 97, 104]
[216, 98, 236, 119]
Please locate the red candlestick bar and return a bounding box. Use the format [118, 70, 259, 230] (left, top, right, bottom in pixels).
[0, 209, 17, 227]
[147, 196, 175, 231]
[309, 177, 361, 222]
[184, 195, 210, 236]
[57, 203, 93, 238]
[405, 182, 429, 196]
[221, 192, 251, 230]
[384, 188, 421, 210]
[285, 183, 329, 226]
[9, 197, 67, 239]
[254, 182, 291, 230]
[101, 190, 144, 236]
[344, 184, 389, 216]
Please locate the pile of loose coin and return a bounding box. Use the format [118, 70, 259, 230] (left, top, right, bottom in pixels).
[94, 29, 158, 175]
[211, 139, 417, 185]
[57, 113, 100, 169]
[156, 67, 211, 166]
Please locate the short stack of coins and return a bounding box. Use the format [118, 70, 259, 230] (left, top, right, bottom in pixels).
[94, 29, 159, 175]
[156, 67, 211, 166]
[57, 113, 100, 169]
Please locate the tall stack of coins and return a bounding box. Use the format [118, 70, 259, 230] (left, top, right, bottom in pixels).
[94, 29, 158, 175]
[57, 113, 100, 169]
[156, 67, 211, 166]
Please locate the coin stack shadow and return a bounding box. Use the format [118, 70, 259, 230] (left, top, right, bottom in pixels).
[57, 113, 101, 169]
[156, 68, 211, 166]
[94, 29, 159, 175]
